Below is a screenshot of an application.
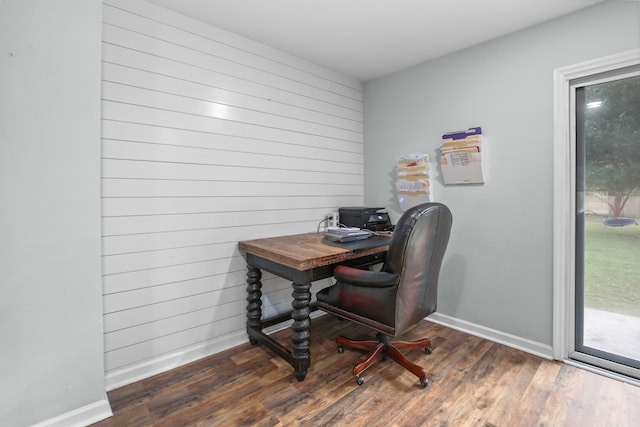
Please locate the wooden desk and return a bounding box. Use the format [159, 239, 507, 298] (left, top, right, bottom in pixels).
[238, 232, 390, 381]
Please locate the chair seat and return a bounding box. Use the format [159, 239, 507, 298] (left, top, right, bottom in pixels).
[316, 297, 397, 336]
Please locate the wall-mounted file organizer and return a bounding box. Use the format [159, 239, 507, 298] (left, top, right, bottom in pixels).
[439, 127, 486, 185]
[396, 152, 431, 211]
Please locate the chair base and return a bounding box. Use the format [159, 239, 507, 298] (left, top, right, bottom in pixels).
[336, 332, 432, 388]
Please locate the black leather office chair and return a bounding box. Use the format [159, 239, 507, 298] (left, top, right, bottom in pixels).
[316, 202, 452, 388]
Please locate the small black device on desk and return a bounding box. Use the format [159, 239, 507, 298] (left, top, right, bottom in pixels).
[339, 207, 394, 231]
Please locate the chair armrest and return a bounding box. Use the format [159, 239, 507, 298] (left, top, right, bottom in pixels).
[333, 265, 399, 287]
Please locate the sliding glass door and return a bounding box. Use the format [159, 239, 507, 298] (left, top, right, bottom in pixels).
[573, 71, 640, 378]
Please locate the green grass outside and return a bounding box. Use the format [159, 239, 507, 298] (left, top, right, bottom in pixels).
[584, 214, 640, 317]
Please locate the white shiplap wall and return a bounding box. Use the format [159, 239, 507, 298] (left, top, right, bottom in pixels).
[102, 0, 364, 389]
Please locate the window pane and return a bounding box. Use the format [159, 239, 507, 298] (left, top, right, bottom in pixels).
[578, 74, 640, 370]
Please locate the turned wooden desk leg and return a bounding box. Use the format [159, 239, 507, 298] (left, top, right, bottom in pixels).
[291, 281, 311, 381]
[245, 265, 262, 345]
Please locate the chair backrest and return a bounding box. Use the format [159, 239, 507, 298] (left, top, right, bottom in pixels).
[382, 202, 452, 334]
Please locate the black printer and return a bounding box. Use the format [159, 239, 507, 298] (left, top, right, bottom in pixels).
[338, 207, 393, 232]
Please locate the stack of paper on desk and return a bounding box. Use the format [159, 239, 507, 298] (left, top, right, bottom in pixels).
[325, 227, 371, 242]
[440, 127, 486, 184]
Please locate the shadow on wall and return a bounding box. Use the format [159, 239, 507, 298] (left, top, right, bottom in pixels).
[438, 253, 467, 315]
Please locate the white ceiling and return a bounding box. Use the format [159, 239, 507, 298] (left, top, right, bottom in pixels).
[146, 0, 608, 81]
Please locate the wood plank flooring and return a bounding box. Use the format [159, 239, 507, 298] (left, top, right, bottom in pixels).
[91, 315, 640, 426]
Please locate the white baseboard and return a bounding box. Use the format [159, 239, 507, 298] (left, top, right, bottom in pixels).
[31, 398, 112, 427]
[103, 312, 327, 391]
[427, 312, 553, 360]
[105, 312, 552, 392]
[105, 329, 249, 391]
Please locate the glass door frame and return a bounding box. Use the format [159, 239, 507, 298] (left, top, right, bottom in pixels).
[553, 49, 640, 383]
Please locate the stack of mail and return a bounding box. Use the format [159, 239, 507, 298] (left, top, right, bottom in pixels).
[325, 227, 371, 242]
[395, 152, 431, 211]
[440, 127, 486, 184]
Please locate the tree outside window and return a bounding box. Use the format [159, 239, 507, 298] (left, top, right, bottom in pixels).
[584, 74, 640, 219]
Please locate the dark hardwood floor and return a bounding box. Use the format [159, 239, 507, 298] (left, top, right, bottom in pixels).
[92, 315, 640, 426]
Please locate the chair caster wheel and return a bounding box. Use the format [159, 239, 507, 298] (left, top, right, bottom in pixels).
[337, 345, 344, 353]
[420, 379, 429, 388]
[424, 347, 432, 354]
[356, 376, 364, 385]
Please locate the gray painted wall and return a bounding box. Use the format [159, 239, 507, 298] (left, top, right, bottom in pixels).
[0, 1, 107, 425]
[363, 1, 639, 345]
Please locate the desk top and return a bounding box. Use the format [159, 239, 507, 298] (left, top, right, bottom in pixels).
[238, 232, 390, 271]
